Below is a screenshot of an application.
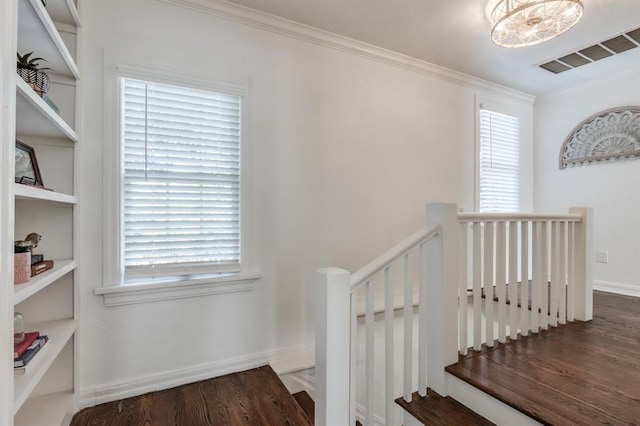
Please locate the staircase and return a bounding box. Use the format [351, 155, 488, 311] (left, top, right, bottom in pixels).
[315, 202, 595, 425]
[71, 365, 313, 426]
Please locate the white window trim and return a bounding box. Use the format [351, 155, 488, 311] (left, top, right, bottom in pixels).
[94, 272, 261, 307]
[98, 55, 259, 306]
[474, 95, 533, 213]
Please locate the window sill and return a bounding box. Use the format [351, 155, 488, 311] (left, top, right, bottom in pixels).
[95, 272, 262, 307]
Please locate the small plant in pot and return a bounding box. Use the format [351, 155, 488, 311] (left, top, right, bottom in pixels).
[17, 52, 52, 95]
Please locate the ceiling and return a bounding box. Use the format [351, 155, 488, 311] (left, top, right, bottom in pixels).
[222, 0, 640, 96]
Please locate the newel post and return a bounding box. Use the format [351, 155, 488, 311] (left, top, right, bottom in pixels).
[315, 268, 351, 426]
[570, 207, 593, 321]
[425, 203, 459, 395]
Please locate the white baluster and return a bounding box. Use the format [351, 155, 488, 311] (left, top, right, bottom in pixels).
[403, 253, 412, 402]
[459, 222, 468, 355]
[496, 221, 507, 344]
[473, 222, 482, 351]
[531, 221, 540, 333]
[520, 221, 529, 336]
[550, 221, 559, 327]
[540, 221, 549, 330]
[350, 295, 357, 426]
[559, 221, 567, 325]
[418, 243, 428, 397]
[509, 221, 518, 340]
[384, 267, 395, 425]
[567, 222, 575, 322]
[484, 221, 494, 347]
[365, 280, 374, 425]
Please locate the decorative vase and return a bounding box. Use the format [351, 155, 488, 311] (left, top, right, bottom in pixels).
[14, 251, 31, 284]
[17, 67, 50, 94]
[14, 312, 25, 344]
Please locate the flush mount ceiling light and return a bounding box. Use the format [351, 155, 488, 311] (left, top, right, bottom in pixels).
[491, 0, 584, 48]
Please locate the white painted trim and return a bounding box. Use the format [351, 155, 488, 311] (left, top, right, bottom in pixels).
[101, 53, 253, 291]
[594, 280, 640, 298]
[279, 370, 316, 396]
[79, 342, 314, 408]
[158, 0, 534, 104]
[269, 343, 315, 375]
[94, 272, 261, 307]
[447, 374, 542, 426]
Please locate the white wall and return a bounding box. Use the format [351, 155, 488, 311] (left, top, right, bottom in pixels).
[534, 70, 640, 296]
[77, 0, 533, 403]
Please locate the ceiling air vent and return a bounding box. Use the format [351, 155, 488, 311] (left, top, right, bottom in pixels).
[539, 26, 640, 74]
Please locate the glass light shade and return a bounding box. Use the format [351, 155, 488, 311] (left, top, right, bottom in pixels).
[491, 0, 584, 48]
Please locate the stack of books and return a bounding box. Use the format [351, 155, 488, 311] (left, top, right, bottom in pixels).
[31, 259, 54, 276]
[14, 332, 49, 374]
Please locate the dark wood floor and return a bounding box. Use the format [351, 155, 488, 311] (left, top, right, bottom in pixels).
[446, 291, 640, 426]
[396, 389, 495, 426]
[70, 365, 312, 426]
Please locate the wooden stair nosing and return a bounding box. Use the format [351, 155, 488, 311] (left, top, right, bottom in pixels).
[395, 388, 495, 426]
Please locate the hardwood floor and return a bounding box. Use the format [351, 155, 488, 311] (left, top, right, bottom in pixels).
[446, 291, 640, 426]
[396, 389, 495, 425]
[70, 365, 312, 426]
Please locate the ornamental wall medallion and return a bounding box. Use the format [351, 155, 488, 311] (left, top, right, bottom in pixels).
[559, 107, 640, 169]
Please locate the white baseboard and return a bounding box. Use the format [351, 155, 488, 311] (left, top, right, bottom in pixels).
[79, 342, 315, 409]
[594, 280, 640, 298]
[269, 342, 315, 375]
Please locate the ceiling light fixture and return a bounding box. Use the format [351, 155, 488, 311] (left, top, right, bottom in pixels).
[491, 0, 584, 48]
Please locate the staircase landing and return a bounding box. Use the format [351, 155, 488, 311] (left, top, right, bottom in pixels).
[446, 291, 640, 426]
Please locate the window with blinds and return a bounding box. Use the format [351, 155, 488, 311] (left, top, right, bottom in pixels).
[478, 109, 520, 213]
[122, 78, 241, 279]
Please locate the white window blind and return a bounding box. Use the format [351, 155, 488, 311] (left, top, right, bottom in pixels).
[122, 78, 241, 279]
[479, 109, 520, 213]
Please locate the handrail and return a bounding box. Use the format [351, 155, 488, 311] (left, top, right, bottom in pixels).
[350, 223, 439, 292]
[458, 212, 583, 222]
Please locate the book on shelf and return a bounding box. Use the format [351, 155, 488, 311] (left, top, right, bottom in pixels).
[14, 335, 48, 372]
[31, 253, 44, 265]
[31, 259, 54, 276]
[14, 331, 39, 359]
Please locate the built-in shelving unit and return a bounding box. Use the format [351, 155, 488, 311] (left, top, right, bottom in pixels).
[13, 320, 78, 413]
[7, 0, 81, 424]
[15, 77, 78, 142]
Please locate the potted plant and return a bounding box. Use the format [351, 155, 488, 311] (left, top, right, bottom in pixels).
[16, 52, 52, 95]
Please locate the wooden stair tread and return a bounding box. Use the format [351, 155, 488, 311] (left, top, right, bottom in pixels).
[292, 391, 315, 423]
[291, 390, 364, 425]
[71, 365, 312, 426]
[446, 291, 640, 426]
[395, 389, 495, 426]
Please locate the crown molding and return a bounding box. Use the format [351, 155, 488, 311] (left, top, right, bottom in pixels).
[158, 0, 535, 104]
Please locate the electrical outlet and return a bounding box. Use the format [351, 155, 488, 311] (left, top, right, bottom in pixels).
[596, 250, 609, 263]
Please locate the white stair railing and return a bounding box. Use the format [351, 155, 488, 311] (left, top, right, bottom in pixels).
[315, 203, 458, 425]
[315, 204, 592, 425]
[458, 207, 593, 354]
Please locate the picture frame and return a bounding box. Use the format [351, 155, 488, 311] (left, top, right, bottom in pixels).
[15, 140, 44, 187]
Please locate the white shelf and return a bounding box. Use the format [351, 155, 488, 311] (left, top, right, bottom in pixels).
[14, 319, 77, 414]
[15, 391, 74, 426]
[17, 0, 79, 79]
[47, 0, 81, 28]
[15, 183, 77, 204]
[14, 259, 77, 305]
[15, 76, 78, 142]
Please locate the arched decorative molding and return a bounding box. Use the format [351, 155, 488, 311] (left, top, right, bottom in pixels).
[559, 107, 640, 169]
